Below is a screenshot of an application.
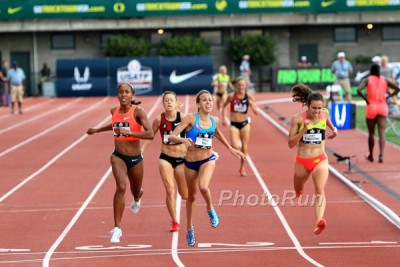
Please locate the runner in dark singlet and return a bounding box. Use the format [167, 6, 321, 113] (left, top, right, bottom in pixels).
[141, 91, 188, 232]
[222, 76, 259, 176]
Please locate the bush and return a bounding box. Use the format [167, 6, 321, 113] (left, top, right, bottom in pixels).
[227, 34, 276, 67]
[103, 35, 151, 57]
[158, 35, 210, 56]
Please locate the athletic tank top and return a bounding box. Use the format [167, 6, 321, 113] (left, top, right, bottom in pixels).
[298, 111, 326, 144]
[160, 112, 185, 145]
[112, 105, 142, 141]
[217, 73, 230, 86]
[186, 113, 216, 149]
[230, 93, 249, 114]
[367, 75, 387, 104]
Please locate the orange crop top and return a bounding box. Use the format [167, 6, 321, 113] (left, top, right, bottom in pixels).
[112, 105, 142, 141]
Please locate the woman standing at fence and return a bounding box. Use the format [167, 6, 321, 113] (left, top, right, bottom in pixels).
[288, 83, 338, 235]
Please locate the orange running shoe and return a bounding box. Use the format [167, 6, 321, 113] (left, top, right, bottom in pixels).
[239, 167, 247, 177]
[295, 192, 303, 198]
[170, 221, 180, 232]
[314, 218, 327, 235]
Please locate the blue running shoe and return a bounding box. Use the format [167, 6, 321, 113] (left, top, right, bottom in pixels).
[208, 208, 220, 228]
[187, 226, 196, 247]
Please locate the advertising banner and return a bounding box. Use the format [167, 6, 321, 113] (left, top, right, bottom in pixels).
[56, 56, 213, 97]
[329, 102, 356, 130]
[160, 56, 214, 95]
[316, 0, 400, 13]
[109, 57, 161, 96]
[56, 58, 109, 97]
[2, 0, 399, 20]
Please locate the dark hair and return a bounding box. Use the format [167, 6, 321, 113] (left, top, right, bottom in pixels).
[117, 83, 142, 105]
[291, 83, 323, 107]
[370, 64, 380, 77]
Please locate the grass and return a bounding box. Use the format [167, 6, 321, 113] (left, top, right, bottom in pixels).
[355, 105, 400, 146]
[328, 95, 400, 146]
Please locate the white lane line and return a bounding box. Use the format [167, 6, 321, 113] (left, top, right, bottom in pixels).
[42, 167, 113, 267]
[43, 97, 162, 267]
[320, 241, 398, 245]
[247, 155, 324, 267]
[256, 98, 292, 105]
[171, 95, 190, 267]
[0, 114, 109, 203]
[0, 97, 109, 158]
[0, 98, 56, 121]
[258, 101, 400, 228]
[0, 98, 82, 135]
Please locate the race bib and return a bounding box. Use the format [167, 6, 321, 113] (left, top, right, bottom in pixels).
[234, 103, 247, 113]
[195, 137, 212, 148]
[113, 126, 130, 137]
[302, 133, 322, 143]
[163, 134, 170, 143]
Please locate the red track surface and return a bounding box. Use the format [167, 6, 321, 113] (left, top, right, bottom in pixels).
[0, 94, 399, 267]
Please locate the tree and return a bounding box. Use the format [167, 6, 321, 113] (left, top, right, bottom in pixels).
[158, 35, 210, 56]
[227, 34, 276, 67]
[103, 35, 151, 57]
[227, 34, 276, 91]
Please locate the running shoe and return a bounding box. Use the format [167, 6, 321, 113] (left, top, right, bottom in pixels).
[239, 167, 247, 177]
[130, 199, 141, 214]
[313, 218, 327, 235]
[186, 226, 196, 247]
[208, 208, 220, 228]
[110, 227, 122, 243]
[170, 221, 180, 232]
[130, 189, 143, 214]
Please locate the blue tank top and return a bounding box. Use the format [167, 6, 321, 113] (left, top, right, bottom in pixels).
[186, 113, 216, 149]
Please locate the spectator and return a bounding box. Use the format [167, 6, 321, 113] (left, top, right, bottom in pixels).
[0, 60, 8, 107]
[379, 55, 399, 117]
[331, 52, 353, 102]
[38, 63, 51, 96]
[297, 56, 312, 68]
[380, 55, 394, 82]
[371, 56, 382, 65]
[240, 54, 253, 90]
[7, 61, 26, 114]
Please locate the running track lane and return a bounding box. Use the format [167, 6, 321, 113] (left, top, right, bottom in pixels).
[0, 94, 398, 266]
